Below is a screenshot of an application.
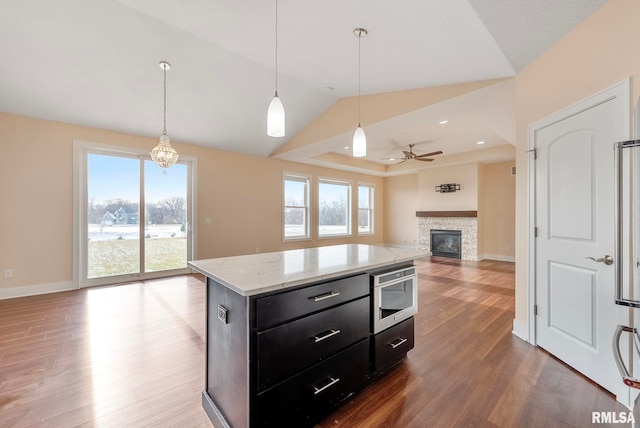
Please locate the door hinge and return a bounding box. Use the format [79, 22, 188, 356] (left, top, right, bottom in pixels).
[534, 227, 538, 237]
[534, 304, 538, 316]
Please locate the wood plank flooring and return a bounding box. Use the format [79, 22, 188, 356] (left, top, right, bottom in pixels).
[0, 258, 631, 427]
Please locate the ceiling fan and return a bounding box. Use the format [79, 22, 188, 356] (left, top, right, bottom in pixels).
[382, 144, 443, 163]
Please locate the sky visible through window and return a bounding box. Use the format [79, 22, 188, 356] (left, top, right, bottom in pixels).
[88, 154, 186, 203]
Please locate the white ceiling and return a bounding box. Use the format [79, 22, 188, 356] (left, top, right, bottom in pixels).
[0, 0, 607, 173]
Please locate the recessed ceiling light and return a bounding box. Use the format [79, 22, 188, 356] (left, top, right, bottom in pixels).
[439, 120, 448, 124]
[477, 141, 485, 145]
[344, 146, 350, 150]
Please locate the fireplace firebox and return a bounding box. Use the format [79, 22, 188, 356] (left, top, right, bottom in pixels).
[430, 230, 462, 259]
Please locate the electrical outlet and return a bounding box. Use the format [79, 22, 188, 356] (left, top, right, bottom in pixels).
[4, 269, 13, 279]
[217, 305, 228, 324]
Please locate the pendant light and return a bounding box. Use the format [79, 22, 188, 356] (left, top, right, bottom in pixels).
[151, 61, 179, 169]
[267, 0, 285, 137]
[352, 28, 367, 157]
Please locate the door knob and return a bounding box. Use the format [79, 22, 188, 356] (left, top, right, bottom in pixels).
[585, 255, 614, 265]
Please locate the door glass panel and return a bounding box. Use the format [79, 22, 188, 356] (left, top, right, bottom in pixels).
[87, 154, 140, 278]
[144, 160, 188, 273]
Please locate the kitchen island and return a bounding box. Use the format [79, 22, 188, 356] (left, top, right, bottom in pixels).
[189, 244, 428, 427]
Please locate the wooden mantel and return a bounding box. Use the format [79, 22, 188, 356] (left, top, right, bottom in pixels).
[416, 211, 477, 218]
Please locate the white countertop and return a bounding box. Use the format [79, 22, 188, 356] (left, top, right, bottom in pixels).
[188, 244, 429, 296]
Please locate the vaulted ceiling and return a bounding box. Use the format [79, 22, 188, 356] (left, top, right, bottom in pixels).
[0, 0, 607, 175]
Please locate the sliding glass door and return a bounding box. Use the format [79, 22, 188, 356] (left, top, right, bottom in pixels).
[78, 145, 194, 287]
[143, 159, 188, 273]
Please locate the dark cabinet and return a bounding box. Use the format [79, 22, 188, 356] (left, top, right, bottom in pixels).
[202, 268, 416, 428]
[373, 317, 415, 375]
[255, 273, 369, 330]
[257, 296, 370, 391]
[256, 339, 370, 427]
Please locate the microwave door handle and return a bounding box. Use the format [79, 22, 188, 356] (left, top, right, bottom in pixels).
[378, 274, 417, 288]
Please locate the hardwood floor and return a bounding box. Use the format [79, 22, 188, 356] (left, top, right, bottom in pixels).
[0, 258, 631, 427]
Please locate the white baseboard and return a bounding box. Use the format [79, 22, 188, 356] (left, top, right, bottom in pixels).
[512, 318, 529, 343]
[0, 281, 76, 300]
[477, 253, 516, 263]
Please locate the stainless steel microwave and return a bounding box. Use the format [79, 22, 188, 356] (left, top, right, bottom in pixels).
[372, 266, 418, 334]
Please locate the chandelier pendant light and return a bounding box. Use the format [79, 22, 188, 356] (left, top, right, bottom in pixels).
[151, 61, 179, 169]
[267, 0, 285, 137]
[352, 28, 367, 158]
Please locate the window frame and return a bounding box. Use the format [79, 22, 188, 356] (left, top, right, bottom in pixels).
[357, 182, 375, 235]
[317, 177, 352, 239]
[73, 140, 197, 288]
[282, 172, 311, 242]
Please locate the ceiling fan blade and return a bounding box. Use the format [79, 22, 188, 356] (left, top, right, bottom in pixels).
[402, 150, 412, 157]
[416, 150, 443, 158]
[396, 159, 408, 164]
[415, 157, 434, 162]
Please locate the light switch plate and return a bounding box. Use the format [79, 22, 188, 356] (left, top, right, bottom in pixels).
[217, 305, 228, 324]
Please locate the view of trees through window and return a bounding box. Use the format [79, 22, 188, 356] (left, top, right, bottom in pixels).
[283, 174, 309, 240]
[86, 154, 188, 279]
[358, 184, 373, 234]
[318, 179, 351, 237]
[284, 175, 374, 239]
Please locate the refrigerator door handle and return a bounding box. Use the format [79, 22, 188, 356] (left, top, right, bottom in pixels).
[613, 325, 640, 389]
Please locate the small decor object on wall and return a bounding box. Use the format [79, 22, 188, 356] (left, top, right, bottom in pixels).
[435, 183, 461, 193]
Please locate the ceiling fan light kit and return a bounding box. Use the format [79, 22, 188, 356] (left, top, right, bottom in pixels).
[381, 143, 443, 164]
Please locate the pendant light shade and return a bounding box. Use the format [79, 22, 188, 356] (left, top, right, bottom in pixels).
[267, 91, 285, 137]
[352, 28, 367, 158]
[151, 61, 179, 169]
[352, 124, 367, 157]
[267, 0, 285, 137]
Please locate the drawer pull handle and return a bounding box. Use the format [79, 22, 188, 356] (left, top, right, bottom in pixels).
[311, 291, 341, 302]
[389, 337, 408, 349]
[313, 377, 340, 395]
[313, 329, 341, 343]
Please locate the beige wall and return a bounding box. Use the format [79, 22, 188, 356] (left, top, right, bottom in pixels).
[383, 161, 515, 261]
[418, 163, 478, 211]
[514, 0, 640, 331]
[0, 113, 384, 293]
[479, 161, 515, 260]
[383, 174, 419, 245]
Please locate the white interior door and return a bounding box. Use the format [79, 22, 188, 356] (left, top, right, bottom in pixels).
[534, 81, 629, 401]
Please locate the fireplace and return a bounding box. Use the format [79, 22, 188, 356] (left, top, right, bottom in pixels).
[430, 229, 462, 259]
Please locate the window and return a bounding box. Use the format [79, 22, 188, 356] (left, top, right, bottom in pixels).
[283, 173, 310, 240]
[318, 178, 351, 237]
[358, 183, 374, 234]
[74, 141, 195, 287]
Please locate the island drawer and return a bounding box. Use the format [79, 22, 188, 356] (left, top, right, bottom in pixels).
[255, 338, 370, 427]
[257, 296, 369, 391]
[373, 317, 414, 375]
[255, 273, 369, 330]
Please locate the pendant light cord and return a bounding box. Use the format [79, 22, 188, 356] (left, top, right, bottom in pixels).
[275, 0, 278, 95]
[358, 29, 361, 127]
[163, 63, 167, 136]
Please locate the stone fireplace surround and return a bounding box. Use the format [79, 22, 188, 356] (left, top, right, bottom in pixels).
[416, 211, 478, 261]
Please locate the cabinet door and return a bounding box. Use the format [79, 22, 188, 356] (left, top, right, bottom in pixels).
[255, 339, 370, 427]
[257, 296, 369, 391]
[255, 273, 369, 330]
[374, 317, 414, 375]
